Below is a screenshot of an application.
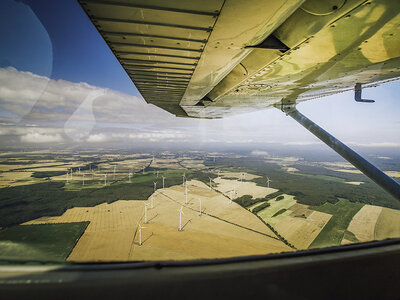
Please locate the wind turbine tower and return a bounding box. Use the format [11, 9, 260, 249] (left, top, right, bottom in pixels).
[78, 167, 81, 175]
[104, 173, 107, 186]
[185, 182, 188, 204]
[137, 222, 146, 246]
[177, 206, 184, 231]
[128, 172, 132, 182]
[153, 181, 157, 192]
[82, 174, 85, 186]
[156, 170, 159, 178]
[199, 198, 202, 216]
[209, 177, 212, 190]
[162, 176, 165, 188]
[144, 202, 149, 224]
[113, 166, 116, 180]
[182, 173, 186, 186]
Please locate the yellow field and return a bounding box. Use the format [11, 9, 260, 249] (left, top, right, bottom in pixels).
[385, 171, 400, 177]
[213, 177, 277, 200]
[0, 162, 66, 172]
[0, 171, 35, 187]
[345, 181, 364, 185]
[332, 169, 362, 174]
[284, 167, 299, 173]
[24, 180, 290, 261]
[346, 205, 383, 243]
[179, 159, 206, 169]
[151, 158, 183, 169]
[375, 207, 400, 240]
[333, 169, 400, 177]
[256, 195, 332, 249]
[219, 172, 261, 181]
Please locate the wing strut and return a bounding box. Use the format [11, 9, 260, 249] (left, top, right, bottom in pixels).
[281, 104, 400, 200]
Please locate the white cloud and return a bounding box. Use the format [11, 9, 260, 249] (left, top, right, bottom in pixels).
[251, 150, 270, 156]
[20, 132, 63, 143]
[87, 133, 107, 143]
[348, 142, 400, 148]
[0, 67, 398, 149]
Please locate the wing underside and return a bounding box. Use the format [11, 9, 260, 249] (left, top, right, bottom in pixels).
[79, 0, 400, 118]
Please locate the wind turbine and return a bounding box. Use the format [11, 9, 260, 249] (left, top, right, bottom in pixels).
[66, 172, 69, 183]
[153, 181, 157, 192]
[82, 174, 85, 186]
[199, 198, 202, 216]
[144, 202, 150, 224]
[128, 172, 132, 182]
[137, 222, 146, 246]
[162, 176, 165, 188]
[182, 173, 186, 186]
[156, 170, 159, 178]
[78, 167, 81, 175]
[185, 182, 188, 204]
[177, 206, 184, 231]
[104, 173, 107, 186]
[113, 166, 116, 180]
[208, 177, 212, 190]
[266, 177, 272, 190]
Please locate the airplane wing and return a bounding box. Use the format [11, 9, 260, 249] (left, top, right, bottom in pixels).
[78, 0, 400, 118]
[78, 0, 400, 200]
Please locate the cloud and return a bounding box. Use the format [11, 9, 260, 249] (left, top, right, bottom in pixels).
[20, 132, 63, 143]
[0, 67, 398, 149]
[348, 142, 400, 148]
[87, 133, 107, 143]
[251, 150, 270, 156]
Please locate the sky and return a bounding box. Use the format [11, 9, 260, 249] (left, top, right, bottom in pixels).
[0, 0, 399, 154]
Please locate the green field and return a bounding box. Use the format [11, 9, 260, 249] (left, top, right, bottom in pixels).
[205, 156, 400, 210]
[0, 222, 88, 261]
[0, 168, 217, 227]
[309, 199, 363, 249]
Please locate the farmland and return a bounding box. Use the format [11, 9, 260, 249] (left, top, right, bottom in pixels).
[0, 149, 399, 261]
